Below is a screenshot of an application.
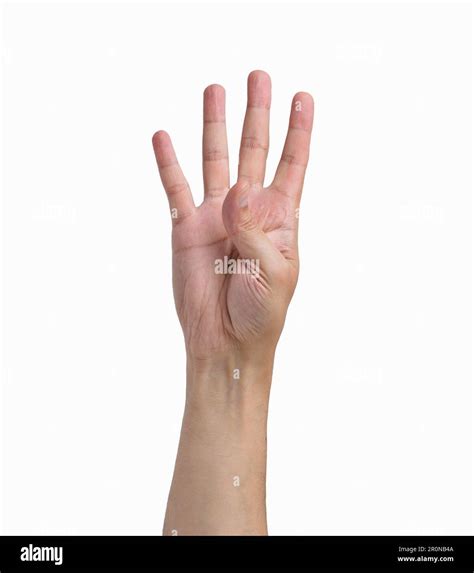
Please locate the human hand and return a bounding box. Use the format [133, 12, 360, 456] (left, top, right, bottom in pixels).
[152, 71, 314, 363]
[153, 71, 314, 535]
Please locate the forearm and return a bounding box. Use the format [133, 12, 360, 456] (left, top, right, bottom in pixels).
[163, 351, 274, 535]
[154, 71, 313, 536]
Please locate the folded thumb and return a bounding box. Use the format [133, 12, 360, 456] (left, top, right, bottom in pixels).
[222, 181, 283, 275]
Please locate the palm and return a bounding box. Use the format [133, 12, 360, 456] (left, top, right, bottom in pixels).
[171, 186, 293, 356]
[153, 72, 314, 359]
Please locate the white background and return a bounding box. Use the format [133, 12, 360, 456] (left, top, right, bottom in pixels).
[1, 1, 472, 534]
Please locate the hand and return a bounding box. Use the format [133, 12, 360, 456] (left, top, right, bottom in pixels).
[152, 71, 314, 535]
[152, 71, 314, 362]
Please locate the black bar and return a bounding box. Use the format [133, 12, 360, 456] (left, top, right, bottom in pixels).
[0, 536, 473, 570]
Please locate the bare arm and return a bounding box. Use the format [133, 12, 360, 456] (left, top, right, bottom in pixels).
[152, 71, 314, 535]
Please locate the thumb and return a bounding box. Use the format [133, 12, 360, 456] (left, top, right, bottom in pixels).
[222, 181, 284, 276]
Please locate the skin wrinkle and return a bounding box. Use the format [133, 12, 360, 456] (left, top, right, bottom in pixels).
[246, 104, 271, 110]
[270, 180, 298, 201]
[240, 136, 269, 152]
[203, 151, 229, 162]
[157, 160, 179, 169]
[205, 186, 229, 200]
[165, 182, 191, 196]
[236, 172, 262, 184]
[280, 153, 308, 167]
[288, 125, 312, 134]
[172, 236, 227, 254]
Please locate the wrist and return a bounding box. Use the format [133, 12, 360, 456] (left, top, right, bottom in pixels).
[185, 348, 275, 412]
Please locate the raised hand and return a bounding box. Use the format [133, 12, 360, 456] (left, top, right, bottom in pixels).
[153, 71, 314, 535]
[152, 71, 314, 362]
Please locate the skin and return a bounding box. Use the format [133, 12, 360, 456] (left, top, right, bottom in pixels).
[152, 71, 314, 535]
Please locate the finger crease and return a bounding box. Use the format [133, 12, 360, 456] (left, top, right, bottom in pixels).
[205, 187, 228, 199]
[238, 173, 260, 183]
[166, 182, 190, 196]
[246, 104, 271, 110]
[158, 160, 179, 169]
[288, 125, 312, 134]
[203, 151, 229, 162]
[241, 137, 269, 152]
[281, 153, 307, 167]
